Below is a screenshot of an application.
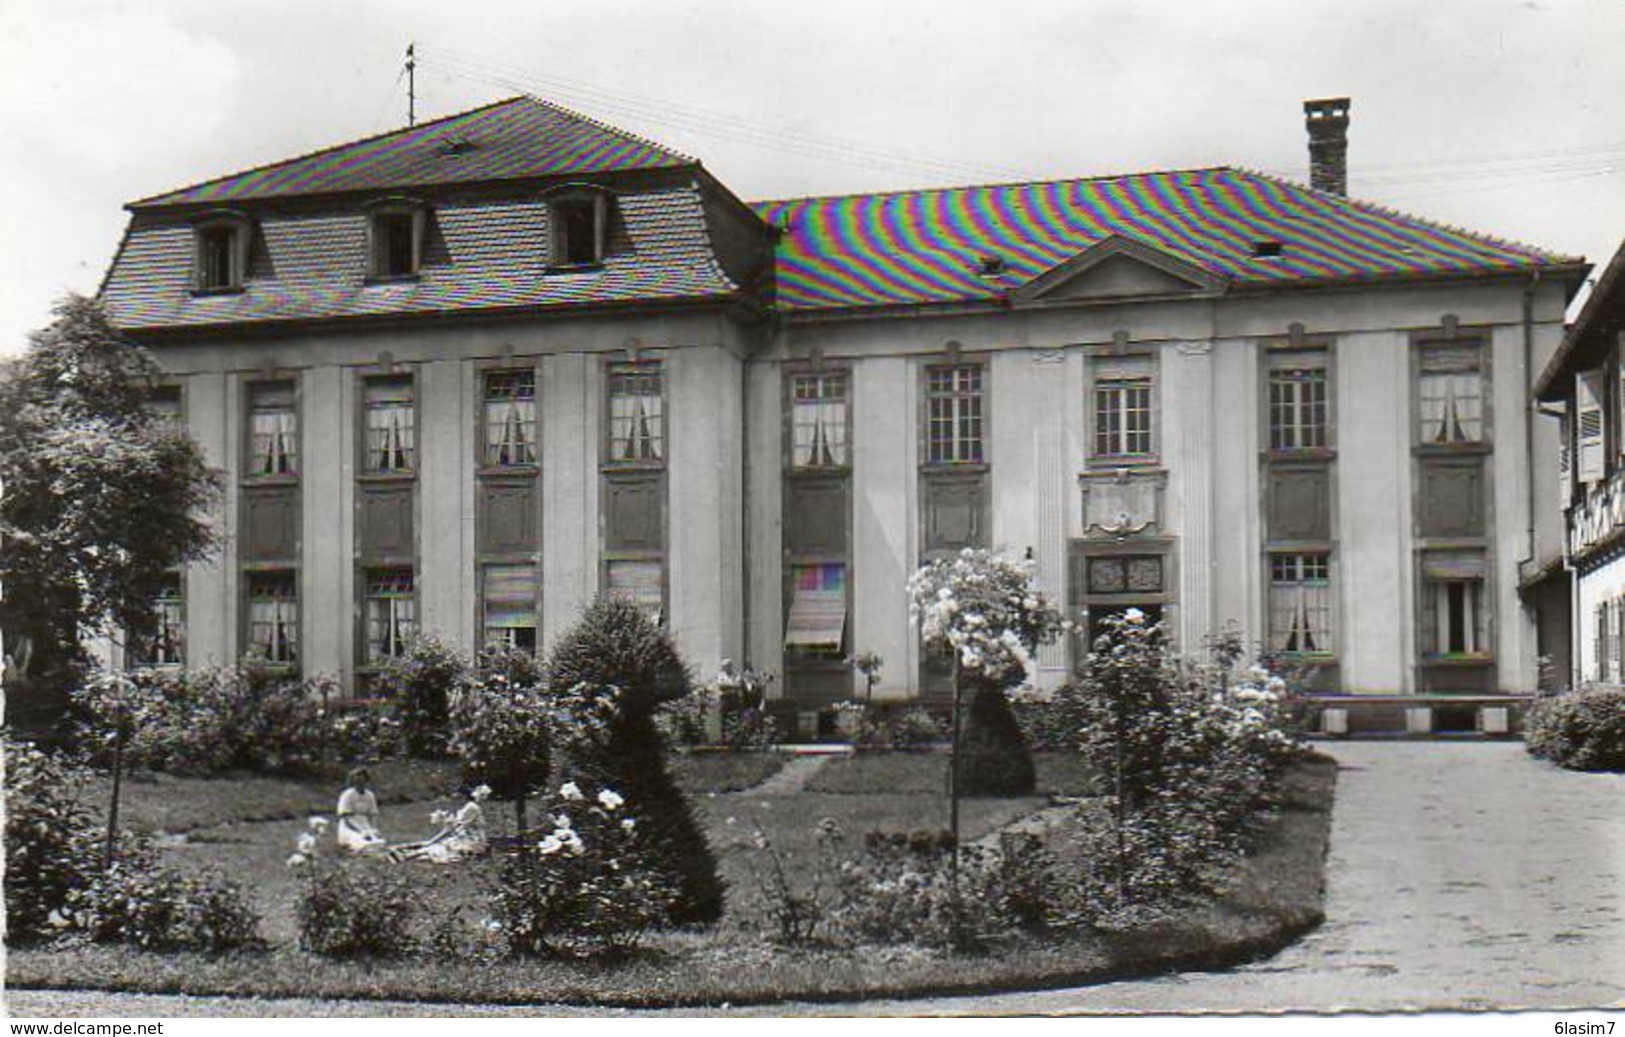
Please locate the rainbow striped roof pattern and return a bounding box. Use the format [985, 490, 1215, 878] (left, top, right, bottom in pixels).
[752, 168, 1580, 311]
[132, 97, 692, 209]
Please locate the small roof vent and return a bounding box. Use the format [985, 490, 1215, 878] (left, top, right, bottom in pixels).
[436, 136, 479, 157]
[976, 254, 1007, 277]
[1252, 239, 1285, 259]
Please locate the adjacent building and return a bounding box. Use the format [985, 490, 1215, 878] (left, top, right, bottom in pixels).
[1533, 240, 1625, 690]
[99, 95, 1589, 734]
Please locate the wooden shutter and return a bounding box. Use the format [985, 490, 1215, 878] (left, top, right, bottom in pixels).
[1576, 370, 1605, 484]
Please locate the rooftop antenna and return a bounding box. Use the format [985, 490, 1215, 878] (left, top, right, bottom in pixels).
[405, 43, 416, 126]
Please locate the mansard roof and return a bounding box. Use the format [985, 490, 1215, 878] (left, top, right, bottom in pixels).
[102, 184, 746, 331]
[130, 96, 693, 209]
[753, 168, 1585, 312]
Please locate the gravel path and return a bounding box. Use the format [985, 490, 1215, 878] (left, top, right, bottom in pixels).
[11, 741, 1624, 1017]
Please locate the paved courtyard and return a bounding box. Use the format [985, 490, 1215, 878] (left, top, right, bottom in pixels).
[9, 741, 1624, 1017]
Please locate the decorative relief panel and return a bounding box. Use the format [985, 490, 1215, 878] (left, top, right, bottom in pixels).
[358, 484, 414, 559]
[241, 486, 299, 561]
[785, 478, 848, 554]
[603, 474, 663, 551]
[1418, 459, 1485, 538]
[480, 481, 538, 554]
[1267, 467, 1331, 541]
[922, 474, 987, 554]
[1079, 469, 1166, 536]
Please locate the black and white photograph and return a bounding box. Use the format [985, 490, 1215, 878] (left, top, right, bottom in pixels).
[2, 0, 1622, 1026]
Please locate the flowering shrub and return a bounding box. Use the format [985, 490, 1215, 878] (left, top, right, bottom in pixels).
[320, 699, 403, 763]
[1526, 687, 1625, 771]
[745, 819, 842, 946]
[3, 737, 102, 942]
[73, 850, 261, 954]
[824, 828, 996, 950]
[487, 783, 677, 957]
[289, 818, 420, 958]
[908, 549, 1066, 687]
[449, 668, 556, 838]
[1070, 611, 1308, 924]
[655, 680, 714, 747]
[716, 664, 779, 751]
[968, 831, 1062, 934]
[72, 662, 327, 774]
[834, 701, 948, 749]
[374, 634, 469, 758]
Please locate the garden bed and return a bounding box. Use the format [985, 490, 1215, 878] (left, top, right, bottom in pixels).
[6, 754, 1335, 1008]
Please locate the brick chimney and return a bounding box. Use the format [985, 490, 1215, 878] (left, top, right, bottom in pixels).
[1303, 97, 1351, 196]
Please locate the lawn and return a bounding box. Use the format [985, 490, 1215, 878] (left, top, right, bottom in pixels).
[8, 751, 1337, 1008]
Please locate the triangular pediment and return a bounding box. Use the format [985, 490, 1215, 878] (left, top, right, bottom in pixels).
[1013, 234, 1226, 303]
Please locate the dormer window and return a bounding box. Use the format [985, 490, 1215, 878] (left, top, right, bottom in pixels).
[366, 200, 425, 280]
[547, 189, 609, 269]
[192, 213, 251, 293]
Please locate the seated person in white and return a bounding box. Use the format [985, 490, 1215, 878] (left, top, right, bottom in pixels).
[335, 767, 388, 854]
[395, 784, 491, 863]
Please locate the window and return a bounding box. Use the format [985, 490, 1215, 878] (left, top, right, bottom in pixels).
[146, 386, 184, 432]
[1087, 555, 1164, 594]
[607, 364, 663, 463]
[483, 370, 537, 467]
[247, 571, 298, 665]
[482, 564, 538, 654]
[193, 218, 249, 292]
[136, 575, 185, 667]
[364, 569, 416, 663]
[605, 559, 663, 623]
[1269, 554, 1333, 654]
[550, 193, 607, 267]
[248, 383, 298, 476]
[790, 373, 849, 468]
[925, 365, 984, 464]
[363, 378, 415, 474]
[1094, 376, 1153, 458]
[369, 208, 422, 279]
[1418, 344, 1485, 444]
[785, 563, 847, 652]
[1421, 553, 1489, 657]
[1269, 368, 1328, 450]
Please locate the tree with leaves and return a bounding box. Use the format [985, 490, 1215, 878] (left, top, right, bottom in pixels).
[0, 295, 220, 712]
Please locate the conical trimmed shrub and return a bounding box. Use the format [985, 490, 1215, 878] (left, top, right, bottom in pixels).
[547, 596, 724, 924]
[957, 678, 1037, 797]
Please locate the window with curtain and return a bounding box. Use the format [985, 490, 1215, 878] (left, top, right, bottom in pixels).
[482, 563, 538, 654]
[925, 364, 984, 464]
[249, 383, 298, 476]
[1418, 345, 1485, 444]
[607, 365, 663, 463]
[483, 370, 537, 467]
[1268, 368, 1328, 450]
[790, 373, 849, 468]
[137, 574, 186, 667]
[247, 571, 298, 665]
[364, 379, 415, 473]
[365, 569, 416, 663]
[1430, 579, 1487, 655]
[1268, 554, 1333, 654]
